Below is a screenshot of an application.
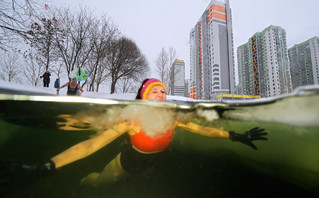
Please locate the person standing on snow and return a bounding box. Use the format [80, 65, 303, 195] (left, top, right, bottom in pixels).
[40, 70, 51, 87]
[54, 78, 60, 95]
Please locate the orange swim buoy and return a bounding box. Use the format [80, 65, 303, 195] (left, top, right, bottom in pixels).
[130, 130, 174, 154]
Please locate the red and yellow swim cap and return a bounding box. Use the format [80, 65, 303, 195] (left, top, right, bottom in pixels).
[140, 78, 166, 100]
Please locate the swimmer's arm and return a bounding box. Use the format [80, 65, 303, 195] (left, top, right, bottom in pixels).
[57, 82, 69, 90]
[175, 121, 229, 139]
[51, 122, 133, 168]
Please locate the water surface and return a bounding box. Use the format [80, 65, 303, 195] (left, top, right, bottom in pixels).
[0, 86, 318, 197]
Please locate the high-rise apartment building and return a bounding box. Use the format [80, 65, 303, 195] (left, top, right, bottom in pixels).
[171, 59, 186, 96]
[288, 36, 319, 89]
[189, 0, 235, 100]
[237, 25, 293, 98]
[185, 79, 190, 97]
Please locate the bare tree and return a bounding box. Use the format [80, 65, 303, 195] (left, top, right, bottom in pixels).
[87, 16, 119, 92]
[0, 51, 21, 82]
[155, 47, 168, 84]
[0, 0, 39, 51]
[26, 11, 62, 71]
[21, 48, 44, 86]
[167, 46, 177, 94]
[51, 62, 64, 79]
[54, 7, 95, 83]
[117, 77, 140, 93]
[93, 58, 109, 92]
[106, 36, 149, 94]
[154, 47, 180, 94]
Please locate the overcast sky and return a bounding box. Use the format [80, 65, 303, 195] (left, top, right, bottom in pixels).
[48, 0, 319, 79]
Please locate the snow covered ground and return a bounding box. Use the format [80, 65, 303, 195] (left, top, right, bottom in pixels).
[2, 80, 318, 103]
[0, 80, 196, 101]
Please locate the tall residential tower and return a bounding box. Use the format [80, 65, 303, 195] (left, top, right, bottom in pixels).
[171, 59, 186, 96]
[288, 36, 319, 89]
[237, 25, 293, 97]
[189, 0, 235, 100]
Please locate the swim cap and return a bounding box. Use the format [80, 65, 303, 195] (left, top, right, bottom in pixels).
[140, 78, 166, 100]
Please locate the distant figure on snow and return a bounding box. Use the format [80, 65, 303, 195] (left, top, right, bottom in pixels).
[57, 77, 84, 96]
[40, 70, 51, 87]
[54, 78, 60, 95]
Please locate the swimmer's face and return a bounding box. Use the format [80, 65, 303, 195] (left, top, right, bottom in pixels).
[147, 85, 166, 101]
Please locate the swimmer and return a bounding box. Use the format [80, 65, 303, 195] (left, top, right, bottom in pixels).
[18, 78, 268, 187]
[57, 77, 84, 96]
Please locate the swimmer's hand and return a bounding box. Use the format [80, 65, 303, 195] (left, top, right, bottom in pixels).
[21, 160, 56, 175]
[0, 159, 56, 178]
[228, 127, 268, 150]
[0, 159, 56, 196]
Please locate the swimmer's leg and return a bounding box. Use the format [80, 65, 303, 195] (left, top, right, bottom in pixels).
[80, 153, 126, 188]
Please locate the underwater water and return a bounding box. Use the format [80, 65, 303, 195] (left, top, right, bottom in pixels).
[0, 86, 318, 197]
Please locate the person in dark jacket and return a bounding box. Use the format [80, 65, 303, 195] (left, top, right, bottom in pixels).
[40, 70, 51, 87]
